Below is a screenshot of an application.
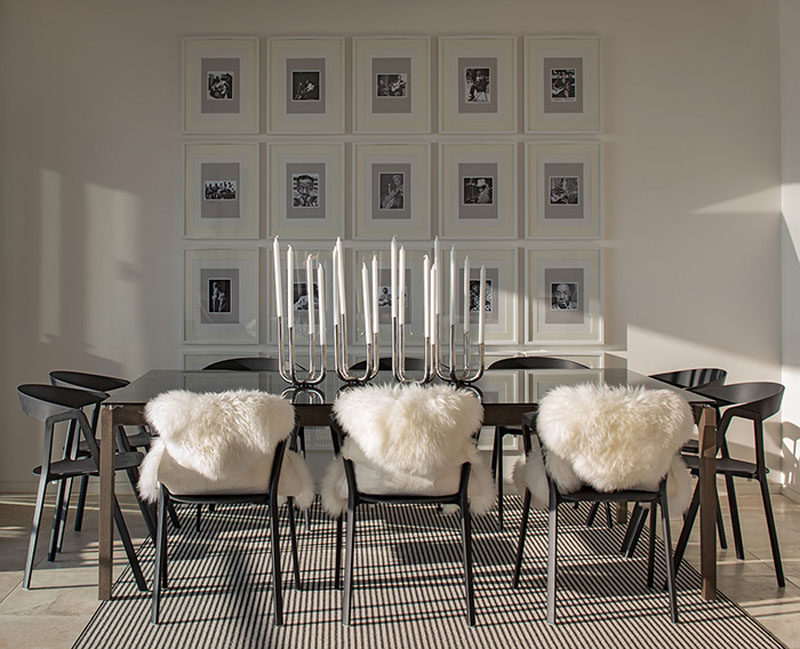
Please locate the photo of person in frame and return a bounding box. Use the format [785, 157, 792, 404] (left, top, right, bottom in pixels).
[463, 177, 494, 205]
[204, 180, 237, 201]
[380, 172, 404, 210]
[208, 279, 231, 313]
[293, 70, 321, 101]
[550, 68, 576, 102]
[377, 285, 391, 308]
[293, 281, 319, 311]
[548, 176, 580, 205]
[550, 282, 578, 310]
[469, 278, 493, 313]
[207, 72, 234, 100]
[465, 67, 490, 103]
[292, 173, 320, 208]
[376, 73, 407, 97]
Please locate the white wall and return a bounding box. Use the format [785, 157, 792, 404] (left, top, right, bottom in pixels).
[0, 0, 783, 491]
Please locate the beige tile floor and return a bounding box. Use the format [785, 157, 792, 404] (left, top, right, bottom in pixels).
[0, 481, 798, 649]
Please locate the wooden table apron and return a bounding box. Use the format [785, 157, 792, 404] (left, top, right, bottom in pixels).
[98, 399, 718, 602]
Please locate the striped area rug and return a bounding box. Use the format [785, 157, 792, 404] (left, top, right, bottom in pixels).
[73, 497, 785, 649]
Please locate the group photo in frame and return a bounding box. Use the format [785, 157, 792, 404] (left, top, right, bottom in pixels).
[525, 35, 601, 133]
[526, 142, 602, 238]
[526, 248, 603, 344]
[440, 142, 518, 239]
[269, 143, 345, 239]
[183, 36, 259, 134]
[184, 142, 260, 239]
[267, 37, 345, 134]
[439, 36, 517, 133]
[353, 36, 431, 134]
[353, 143, 431, 240]
[184, 248, 260, 344]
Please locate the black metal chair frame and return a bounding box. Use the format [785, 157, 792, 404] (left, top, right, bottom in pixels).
[328, 415, 477, 627]
[152, 437, 301, 626]
[512, 411, 678, 624]
[17, 384, 147, 592]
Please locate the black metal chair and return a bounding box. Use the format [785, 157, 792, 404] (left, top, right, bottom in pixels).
[672, 381, 786, 587]
[17, 384, 147, 591]
[512, 411, 678, 624]
[486, 356, 589, 530]
[329, 413, 478, 627]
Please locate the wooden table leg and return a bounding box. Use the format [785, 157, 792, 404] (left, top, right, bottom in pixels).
[698, 404, 717, 600]
[615, 502, 628, 524]
[99, 405, 115, 600]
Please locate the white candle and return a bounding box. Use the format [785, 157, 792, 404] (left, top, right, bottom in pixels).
[390, 236, 398, 320]
[273, 237, 283, 318]
[317, 262, 326, 346]
[331, 246, 339, 322]
[433, 235, 441, 315]
[478, 265, 486, 345]
[286, 245, 294, 329]
[449, 246, 456, 329]
[361, 262, 371, 345]
[336, 238, 346, 316]
[463, 255, 470, 335]
[431, 262, 438, 345]
[305, 255, 315, 335]
[398, 246, 406, 325]
[423, 255, 430, 338]
[371, 254, 379, 335]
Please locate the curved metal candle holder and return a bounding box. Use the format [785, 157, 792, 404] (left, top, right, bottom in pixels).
[276, 315, 326, 387]
[333, 313, 379, 384]
[434, 317, 485, 387]
[391, 317, 435, 384]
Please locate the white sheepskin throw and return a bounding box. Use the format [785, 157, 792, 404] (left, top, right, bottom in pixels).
[321, 383, 494, 516]
[137, 389, 314, 509]
[512, 384, 695, 514]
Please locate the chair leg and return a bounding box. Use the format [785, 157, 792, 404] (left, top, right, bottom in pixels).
[512, 489, 532, 588]
[490, 427, 500, 481]
[620, 503, 644, 556]
[546, 498, 559, 625]
[334, 514, 343, 590]
[660, 485, 678, 623]
[460, 498, 476, 627]
[74, 475, 89, 531]
[112, 496, 148, 592]
[646, 503, 657, 588]
[605, 503, 614, 528]
[286, 497, 301, 591]
[126, 466, 157, 542]
[195, 504, 202, 532]
[343, 505, 357, 626]
[167, 502, 181, 530]
[55, 477, 72, 553]
[23, 474, 49, 589]
[496, 432, 505, 532]
[725, 475, 745, 560]
[673, 480, 701, 579]
[269, 492, 284, 627]
[585, 502, 600, 526]
[716, 490, 727, 550]
[758, 475, 785, 588]
[151, 488, 167, 625]
[48, 478, 68, 561]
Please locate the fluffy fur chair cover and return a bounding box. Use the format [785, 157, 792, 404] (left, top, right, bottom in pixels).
[138, 389, 314, 509]
[512, 384, 695, 514]
[321, 383, 494, 516]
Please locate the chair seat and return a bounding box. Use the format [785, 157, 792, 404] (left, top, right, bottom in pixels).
[559, 487, 661, 504]
[682, 454, 760, 479]
[34, 451, 143, 479]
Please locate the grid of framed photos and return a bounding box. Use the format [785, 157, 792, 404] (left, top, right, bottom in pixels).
[181, 34, 605, 354]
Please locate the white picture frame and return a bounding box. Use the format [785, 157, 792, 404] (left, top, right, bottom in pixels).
[353, 143, 431, 240]
[439, 36, 517, 134]
[526, 142, 602, 239]
[184, 142, 260, 239]
[269, 143, 345, 239]
[267, 37, 345, 134]
[183, 37, 259, 134]
[526, 248, 603, 344]
[440, 142, 518, 240]
[524, 36, 601, 133]
[185, 248, 260, 344]
[353, 36, 431, 134]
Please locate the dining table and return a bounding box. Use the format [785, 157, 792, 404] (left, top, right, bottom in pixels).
[96, 367, 719, 601]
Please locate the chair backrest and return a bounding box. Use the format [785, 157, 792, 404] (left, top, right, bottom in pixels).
[49, 370, 129, 393]
[649, 368, 727, 391]
[348, 356, 426, 372]
[695, 381, 784, 422]
[18, 384, 108, 423]
[202, 357, 281, 371]
[488, 356, 589, 370]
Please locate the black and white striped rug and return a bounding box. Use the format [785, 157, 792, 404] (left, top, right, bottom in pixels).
[73, 498, 785, 649]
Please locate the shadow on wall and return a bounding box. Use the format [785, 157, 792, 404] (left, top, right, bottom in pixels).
[782, 422, 800, 495]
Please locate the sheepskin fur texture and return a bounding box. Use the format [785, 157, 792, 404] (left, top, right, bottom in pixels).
[138, 389, 314, 509]
[512, 384, 695, 514]
[321, 383, 494, 516]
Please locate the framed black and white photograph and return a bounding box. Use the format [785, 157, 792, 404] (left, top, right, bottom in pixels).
[441, 143, 517, 239]
[439, 36, 516, 133]
[184, 143, 259, 239]
[269, 143, 344, 238]
[457, 248, 519, 344]
[183, 37, 259, 134]
[353, 37, 430, 134]
[526, 248, 603, 344]
[185, 248, 259, 344]
[268, 37, 344, 134]
[354, 143, 431, 240]
[525, 36, 601, 133]
[526, 142, 602, 238]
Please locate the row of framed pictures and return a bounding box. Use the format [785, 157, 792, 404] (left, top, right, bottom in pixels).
[185, 35, 600, 135]
[185, 246, 603, 346]
[186, 141, 602, 240]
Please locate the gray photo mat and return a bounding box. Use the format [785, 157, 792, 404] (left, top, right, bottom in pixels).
[199, 267, 239, 324]
[543, 162, 584, 220]
[200, 162, 240, 219]
[457, 267, 500, 326]
[372, 57, 412, 114]
[543, 56, 583, 114]
[372, 163, 411, 220]
[375, 267, 411, 326]
[286, 58, 326, 114]
[286, 162, 326, 219]
[543, 267, 584, 325]
[458, 162, 498, 220]
[457, 57, 498, 114]
[200, 57, 240, 114]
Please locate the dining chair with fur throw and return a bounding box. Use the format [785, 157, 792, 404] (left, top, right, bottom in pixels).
[137, 389, 315, 627]
[321, 383, 495, 627]
[512, 384, 696, 624]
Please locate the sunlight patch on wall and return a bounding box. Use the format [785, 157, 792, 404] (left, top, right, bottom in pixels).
[39, 170, 62, 342]
[692, 187, 780, 215]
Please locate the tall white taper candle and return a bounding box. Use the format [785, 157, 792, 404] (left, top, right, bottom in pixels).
[332, 246, 339, 321]
[361, 262, 371, 345]
[336, 238, 346, 316]
[449, 246, 456, 329]
[423, 255, 430, 338]
[398, 246, 406, 325]
[317, 262, 326, 346]
[306, 254, 315, 336]
[287, 245, 294, 329]
[390, 236, 398, 320]
[372, 254, 379, 335]
[463, 255, 470, 335]
[273, 237, 283, 318]
[478, 265, 486, 345]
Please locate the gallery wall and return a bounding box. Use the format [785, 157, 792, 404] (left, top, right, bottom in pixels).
[0, 0, 784, 492]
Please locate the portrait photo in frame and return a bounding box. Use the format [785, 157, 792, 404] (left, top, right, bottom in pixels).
[185, 248, 260, 344]
[526, 248, 603, 344]
[269, 143, 345, 239]
[184, 142, 260, 239]
[183, 37, 259, 134]
[353, 36, 430, 134]
[525, 36, 601, 133]
[526, 142, 602, 238]
[440, 142, 517, 239]
[439, 36, 516, 133]
[268, 37, 345, 134]
[353, 143, 431, 240]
